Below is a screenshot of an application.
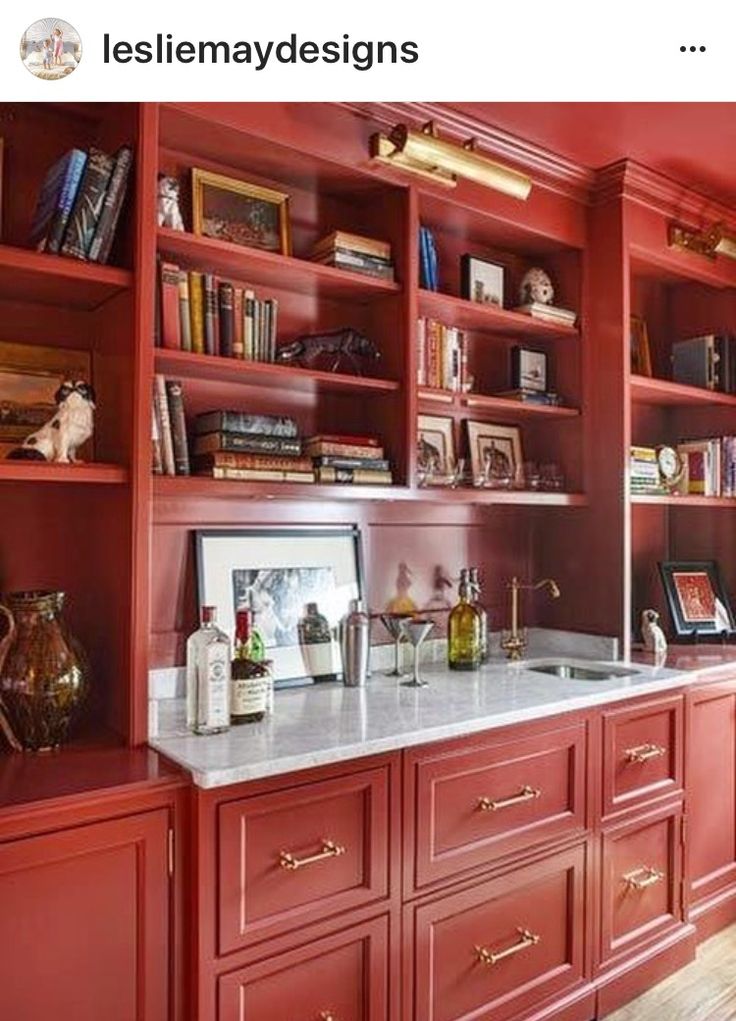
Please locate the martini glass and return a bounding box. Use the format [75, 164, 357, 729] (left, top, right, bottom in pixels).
[401, 618, 435, 688]
[380, 613, 413, 676]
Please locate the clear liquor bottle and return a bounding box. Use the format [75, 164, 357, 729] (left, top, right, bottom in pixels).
[448, 569, 482, 671]
[186, 606, 231, 735]
[469, 567, 490, 663]
[231, 608, 272, 724]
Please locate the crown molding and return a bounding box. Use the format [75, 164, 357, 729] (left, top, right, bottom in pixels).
[339, 102, 595, 203]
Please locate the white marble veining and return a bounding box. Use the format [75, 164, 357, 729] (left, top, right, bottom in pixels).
[150, 653, 691, 789]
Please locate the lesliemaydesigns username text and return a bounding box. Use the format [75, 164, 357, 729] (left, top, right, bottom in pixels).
[103, 33, 420, 71]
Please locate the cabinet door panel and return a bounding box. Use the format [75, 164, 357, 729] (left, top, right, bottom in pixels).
[0, 809, 169, 1021]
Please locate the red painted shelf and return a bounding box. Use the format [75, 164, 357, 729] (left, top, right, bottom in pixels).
[157, 228, 401, 301]
[418, 387, 580, 418]
[630, 374, 736, 409]
[154, 348, 400, 396]
[413, 487, 587, 507]
[418, 289, 579, 340]
[0, 244, 132, 311]
[0, 462, 128, 484]
[631, 493, 736, 508]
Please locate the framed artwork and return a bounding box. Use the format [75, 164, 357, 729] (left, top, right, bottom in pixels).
[630, 315, 653, 377]
[461, 254, 504, 307]
[417, 415, 455, 474]
[195, 527, 364, 686]
[191, 168, 291, 255]
[511, 346, 548, 393]
[659, 560, 735, 637]
[465, 420, 523, 482]
[0, 341, 92, 459]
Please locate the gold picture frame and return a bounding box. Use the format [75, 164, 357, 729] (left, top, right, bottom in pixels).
[191, 168, 291, 255]
[630, 315, 653, 377]
[417, 415, 455, 476]
[465, 420, 523, 481]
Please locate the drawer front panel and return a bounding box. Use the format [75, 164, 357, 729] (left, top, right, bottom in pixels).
[218, 767, 389, 954]
[218, 915, 388, 1021]
[599, 803, 682, 967]
[410, 844, 586, 1021]
[602, 695, 683, 818]
[409, 722, 586, 891]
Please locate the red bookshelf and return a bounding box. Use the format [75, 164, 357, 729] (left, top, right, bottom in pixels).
[0, 462, 128, 485]
[630, 374, 736, 408]
[418, 289, 578, 340]
[0, 244, 132, 310]
[418, 387, 580, 418]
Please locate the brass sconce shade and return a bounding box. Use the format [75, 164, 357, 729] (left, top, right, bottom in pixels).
[370, 122, 532, 200]
[669, 221, 736, 261]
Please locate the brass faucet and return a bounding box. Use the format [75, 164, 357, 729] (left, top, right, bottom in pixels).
[501, 577, 561, 661]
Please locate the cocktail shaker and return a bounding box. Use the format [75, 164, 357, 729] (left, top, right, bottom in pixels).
[340, 599, 370, 687]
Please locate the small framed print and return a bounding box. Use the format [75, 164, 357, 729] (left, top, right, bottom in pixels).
[511, 346, 548, 393]
[465, 420, 523, 481]
[659, 560, 735, 638]
[630, 315, 653, 377]
[461, 255, 504, 307]
[417, 415, 455, 474]
[192, 168, 291, 255]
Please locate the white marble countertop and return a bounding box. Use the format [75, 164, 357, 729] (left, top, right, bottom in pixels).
[149, 654, 704, 789]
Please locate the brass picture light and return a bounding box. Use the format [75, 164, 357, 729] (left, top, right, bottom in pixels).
[669, 221, 736, 261]
[370, 121, 532, 200]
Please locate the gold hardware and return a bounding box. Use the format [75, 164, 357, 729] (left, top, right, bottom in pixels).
[319, 1014, 337, 1021]
[501, 577, 561, 661]
[623, 866, 665, 890]
[475, 927, 541, 966]
[669, 221, 736, 261]
[478, 785, 541, 812]
[279, 839, 346, 872]
[369, 123, 532, 199]
[625, 743, 666, 764]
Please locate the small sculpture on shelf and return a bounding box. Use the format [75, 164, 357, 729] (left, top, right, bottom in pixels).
[157, 174, 185, 231]
[6, 380, 95, 463]
[276, 327, 380, 375]
[518, 267, 555, 306]
[641, 608, 668, 658]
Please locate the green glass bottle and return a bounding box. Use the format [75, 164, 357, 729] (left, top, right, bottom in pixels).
[469, 567, 490, 663]
[448, 569, 482, 671]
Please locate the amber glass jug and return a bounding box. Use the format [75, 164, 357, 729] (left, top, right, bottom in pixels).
[0, 591, 89, 752]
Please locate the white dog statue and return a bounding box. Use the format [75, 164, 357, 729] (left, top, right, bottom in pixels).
[641, 608, 668, 657]
[7, 380, 96, 463]
[157, 174, 185, 231]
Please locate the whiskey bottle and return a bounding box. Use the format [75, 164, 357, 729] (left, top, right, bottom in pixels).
[448, 569, 482, 671]
[469, 567, 490, 663]
[231, 608, 272, 724]
[186, 606, 231, 735]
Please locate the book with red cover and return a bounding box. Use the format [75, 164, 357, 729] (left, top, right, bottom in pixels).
[305, 433, 380, 447]
[194, 451, 312, 472]
[160, 261, 181, 351]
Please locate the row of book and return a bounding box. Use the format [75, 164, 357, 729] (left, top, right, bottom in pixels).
[416, 318, 470, 391]
[310, 231, 394, 281]
[30, 146, 133, 264]
[418, 225, 439, 291]
[157, 261, 278, 361]
[630, 440, 736, 498]
[153, 376, 190, 476]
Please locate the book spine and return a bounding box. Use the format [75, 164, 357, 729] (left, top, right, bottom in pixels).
[45, 151, 88, 253]
[189, 272, 205, 354]
[204, 274, 217, 356]
[315, 232, 392, 260]
[88, 146, 133, 263]
[164, 379, 190, 476]
[419, 227, 431, 290]
[315, 467, 393, 485]
[305, 442, 385, 458]
[160, 262, 181, 350]
[194, 433, 303, 456]
[205, 467, 314, 482]
[153, 375, 175, 476]
[417, 318, 427, 386]
[218, 282, 235, 358]
[232, 288, 244, 358]
[458, 332, 468, 391]
[427, 229, 439, 290]
[60, 148, 115, 260]
[244, 290, 255, 360]
[195, 452, 312, 471]
[178, 272, 192, 352]
[313, 455, 390, 471]
[268, 298, 278, 362]
[151, 397, 163, 475]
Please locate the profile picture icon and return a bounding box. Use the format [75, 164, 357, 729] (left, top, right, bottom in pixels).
[20, 18, 82, 80]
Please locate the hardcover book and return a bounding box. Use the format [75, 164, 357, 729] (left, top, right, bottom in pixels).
[87, 145, 133, 264]
[153, 375, 175, 476]
[29, 148, 88, 253]
[159, 262, 181, 350]
[189, 272, 205, 355]
[192, 432, 303, 456]
[165, 379, 190, 475]
[193, 411, 299, 437]
[194, 451, 312, 472]
[60, 148, 115, 260]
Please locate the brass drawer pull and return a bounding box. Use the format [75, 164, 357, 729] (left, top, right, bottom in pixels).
[624, 743, 666, 764]
[279, 839, 346, 871]
[624, 866, 665, 890]
[476, 927, 541, 966]
[478, 785, 541, 812]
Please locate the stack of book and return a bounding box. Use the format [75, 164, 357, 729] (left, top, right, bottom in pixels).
[306, 434, 393, 486]
[192, 412, 313, 483]
[493, 389, 562, 406]
[418, 225, 439, 291]
[629, 446, 665, 495]
[310, 232, 394, 281]
[157, 261, 277, 360]
[416, 318, 469, 392]
[513, 302, 577, 328]
[152, 376, 190, 476]
[30, 146, 133, 264]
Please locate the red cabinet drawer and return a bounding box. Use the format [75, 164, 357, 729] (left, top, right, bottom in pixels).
[407, 844, 587, 1021]
[218, 915, 388, 1021]
[217, 766, 390, 954]
[601, 694, 683, 819]
[405, 721, 586, 892]
[598, 801, 683, 969]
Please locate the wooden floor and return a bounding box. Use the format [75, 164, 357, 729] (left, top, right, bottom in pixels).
[605, 925, 736, 1020]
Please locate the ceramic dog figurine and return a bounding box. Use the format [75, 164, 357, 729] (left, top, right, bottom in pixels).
[641, 608, 667, 656]
[7, 380, 96, 463]
[157, 174, 184, 231]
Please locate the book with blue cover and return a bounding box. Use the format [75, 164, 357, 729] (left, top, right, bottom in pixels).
[29, 148, 88, 253]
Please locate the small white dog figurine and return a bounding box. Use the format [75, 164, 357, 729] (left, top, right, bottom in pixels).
[641, 608, 667, 656]
[157, 174, 184, 231]
[8, 380, 96, 463]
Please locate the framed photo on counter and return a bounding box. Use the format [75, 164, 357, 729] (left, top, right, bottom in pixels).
[659, 560, 735, 637]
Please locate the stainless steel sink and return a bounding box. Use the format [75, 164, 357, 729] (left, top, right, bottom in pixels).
[524, 660, 640, 681]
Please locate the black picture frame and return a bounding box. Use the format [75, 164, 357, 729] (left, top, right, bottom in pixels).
[460, 254, 505, 307]
[659, 560, 735, 638]
[511, 346, 548, 393]
[195, 526, 365, 686]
